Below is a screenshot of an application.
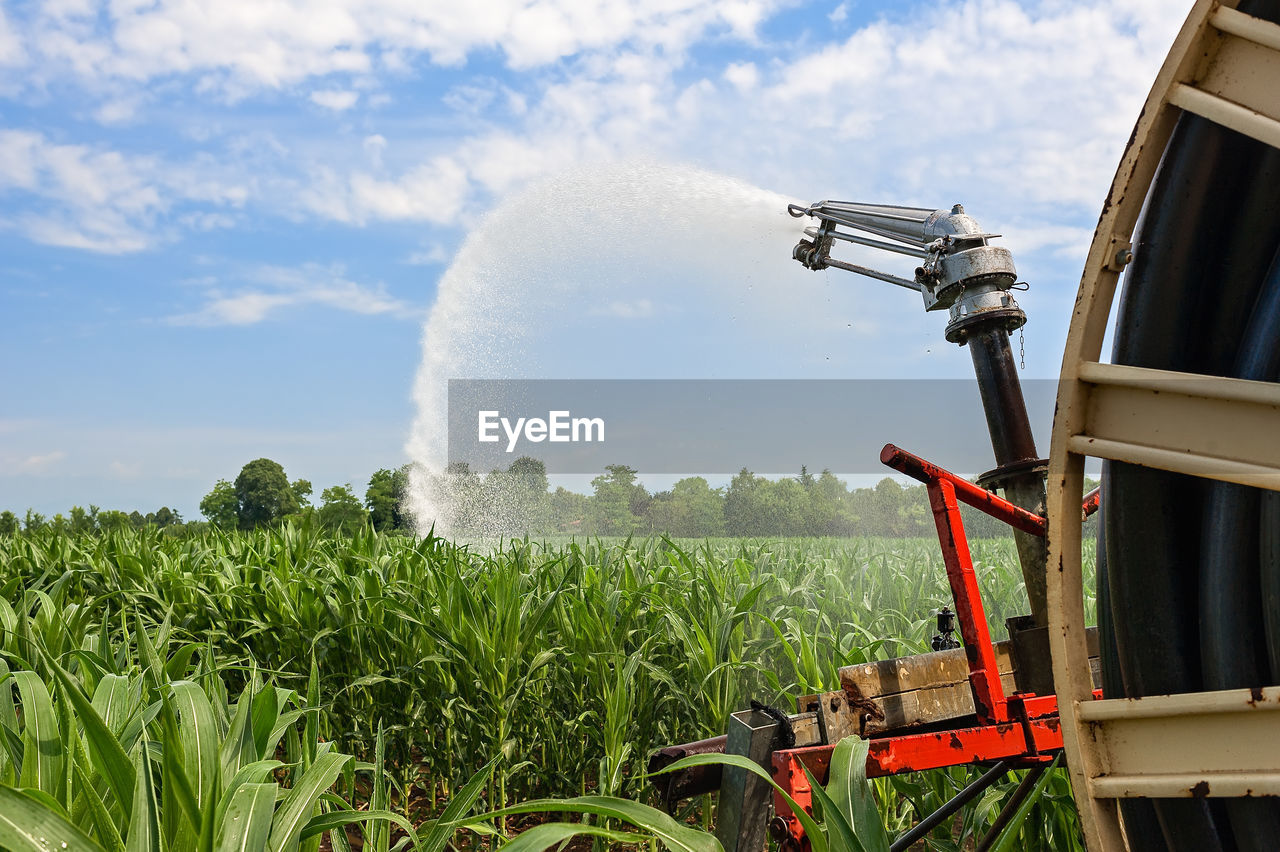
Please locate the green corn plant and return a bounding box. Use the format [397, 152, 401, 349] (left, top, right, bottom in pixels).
[0, 524, 1094, 848]
[457, 734, 893, 852]
[0, 600, 418, 851]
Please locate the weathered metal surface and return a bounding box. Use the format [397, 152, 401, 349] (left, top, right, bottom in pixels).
[769, 711, 1073, 850]
[716, 709, 786, 852]
[1043, 2, 1280, 848]
[649, 713, 820, 811]
[880, 444, 1047, 536]
[1077, 685, 1280, 799]
[961, 328, 1050, 628]
[648, 735, 727, 810]
[928, 477, 1008, 722]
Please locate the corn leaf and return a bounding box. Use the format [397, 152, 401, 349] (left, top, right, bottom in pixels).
[46, 655, 136, 817]
[266, 751, 350, 852]
[826, 736, 890, 852]
[467, 796, 723, 852]
[172, 681, 220, 811]
[126, 741, 163, 852]
[214, 782, 278, 852]
[493, 822, 641, 852]
[0, 785, 105, 852]
[988, 757, 1060, 852]
[12, 670, 64, 801]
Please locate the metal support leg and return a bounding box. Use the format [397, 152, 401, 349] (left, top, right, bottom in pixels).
[888, 762, 1010, 852]
[716, 709, 784, 852]
[975, 763, 1050, 852]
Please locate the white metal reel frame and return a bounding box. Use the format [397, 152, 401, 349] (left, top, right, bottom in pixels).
[1047, 1, 1280, 850]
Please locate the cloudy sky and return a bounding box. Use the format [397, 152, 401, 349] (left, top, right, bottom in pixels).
[0, 0, 1188, 518]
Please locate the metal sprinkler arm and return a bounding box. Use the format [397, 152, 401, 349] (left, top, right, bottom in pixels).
[787, 200, 1021, 329]
[789, 197, 1048, 630]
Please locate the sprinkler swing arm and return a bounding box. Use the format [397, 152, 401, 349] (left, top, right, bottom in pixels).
[786, 200, 1024, 329]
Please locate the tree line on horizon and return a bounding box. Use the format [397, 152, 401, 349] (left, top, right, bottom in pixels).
[424, 458, 1097, 539]
[0, 458, 413, 536]
[1, 455, 1096, 539]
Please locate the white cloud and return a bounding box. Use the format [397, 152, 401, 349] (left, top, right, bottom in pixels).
[109, 460, 141, 479]
[362, 134, 386, 167]
[0, 0, 1188, 264]
[299, 156, 472, 225]
[14, 451, 67, 474]
[0, 8, 26, 67]
[283, 0, 1184, 254]
[723, 62, 758, 91]
[168, 263, 418, 326]
[0, 130, 247, 253]
[829, 3, 848, 23]
[310, 89, 359, 110]
[8, 0, 791, 97]
[93, 96, 144, 124]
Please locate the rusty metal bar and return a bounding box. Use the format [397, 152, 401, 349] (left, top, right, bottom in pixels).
[928, 478, 1007, 722]
[881, 444, 1047, 537]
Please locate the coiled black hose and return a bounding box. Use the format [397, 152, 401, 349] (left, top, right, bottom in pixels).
[1103, 2, 1280, 846]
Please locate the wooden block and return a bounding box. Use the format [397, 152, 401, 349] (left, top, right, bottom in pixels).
[832, 641, 1016, 702]
[798, 628, 1102, 740]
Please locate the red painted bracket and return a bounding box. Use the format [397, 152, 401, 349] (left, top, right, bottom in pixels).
[767, 446, 1102, 851]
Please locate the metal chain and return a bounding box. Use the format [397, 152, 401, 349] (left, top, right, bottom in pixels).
[1019, 327, 1025, 369]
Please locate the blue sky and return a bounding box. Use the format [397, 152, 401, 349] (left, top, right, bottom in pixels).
[0, 0, 1186, 520]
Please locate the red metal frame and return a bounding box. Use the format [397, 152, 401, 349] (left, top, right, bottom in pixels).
[769, 445, 1099, 849]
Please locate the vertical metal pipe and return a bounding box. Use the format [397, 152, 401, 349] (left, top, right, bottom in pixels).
[966, 326, 1048, 627]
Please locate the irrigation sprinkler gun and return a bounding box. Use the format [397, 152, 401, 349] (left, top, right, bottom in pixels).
[790, 200, 1049, 630]
[652, 202, 1103, 852]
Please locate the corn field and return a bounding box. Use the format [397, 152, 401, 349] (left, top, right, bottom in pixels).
[0, 523, 1095, 850]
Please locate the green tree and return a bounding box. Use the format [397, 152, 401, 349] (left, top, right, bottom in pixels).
[366, 465, 410, 532]
[764, 478, 808, 536]
[647, 477, 725, 537]
[723, 468, 764, 536]
[97, 510, 132, 532]
[549, 486, 590, 532]
[234, 458, 300, 529]
[318, 483, 368, 533]
[807, 469, 852, 536]
[148, 506, 182, 528]
[0, 511, 17, 535]
[69, 505, 95, 535]
[291, 478, 314, 509]
[200, 479, 240, 529]
[503, 456, 551, 532]
[590, 465, 646, 535]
